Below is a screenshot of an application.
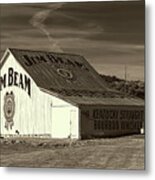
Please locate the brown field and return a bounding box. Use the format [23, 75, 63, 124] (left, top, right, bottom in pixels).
[0, 135, 144, 170]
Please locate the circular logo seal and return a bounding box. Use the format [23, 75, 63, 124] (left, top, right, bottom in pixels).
[57, 68, 74, 80]
[4, 91, 15, 130]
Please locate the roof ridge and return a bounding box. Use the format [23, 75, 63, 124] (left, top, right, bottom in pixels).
[9, 48, 83, 57]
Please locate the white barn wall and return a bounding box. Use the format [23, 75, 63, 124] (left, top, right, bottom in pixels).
[0, 52, 79, 139]
[40, 91, 79, 139]
[0, 53, 34, 136]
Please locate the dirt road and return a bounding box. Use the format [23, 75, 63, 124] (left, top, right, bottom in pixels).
[0, 135, 144, 169]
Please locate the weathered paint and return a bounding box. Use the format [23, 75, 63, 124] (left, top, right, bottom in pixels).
[0, 52, 79, 139]
[80, 105, 144, 138]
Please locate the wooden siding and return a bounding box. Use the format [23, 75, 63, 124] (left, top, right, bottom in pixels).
[0, 53, 79, 139]
[80, 105, 144, 138]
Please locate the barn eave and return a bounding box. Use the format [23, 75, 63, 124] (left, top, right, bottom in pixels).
[39, 87, 79, 107]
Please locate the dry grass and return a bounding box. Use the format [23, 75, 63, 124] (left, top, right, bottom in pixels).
[0, 135, 144, 170]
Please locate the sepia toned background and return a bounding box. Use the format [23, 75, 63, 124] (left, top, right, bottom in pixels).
[0, 0, 145, 81]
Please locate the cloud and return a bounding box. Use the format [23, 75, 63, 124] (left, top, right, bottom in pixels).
[0, 1, 144, 81]
[94, 64, 144, 81]
[29, 3, 65, 52]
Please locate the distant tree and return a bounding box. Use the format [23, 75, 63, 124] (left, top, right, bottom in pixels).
[100, 74, 144, 99]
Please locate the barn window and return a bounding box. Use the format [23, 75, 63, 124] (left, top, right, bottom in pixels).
[94, 120, 97, 130]
[101, 121, 104, 130]
[98, 121, 100, 130]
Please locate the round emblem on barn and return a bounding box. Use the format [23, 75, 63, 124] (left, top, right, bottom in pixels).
[57, 68, 73, 80]
[4, 91, 15, 130]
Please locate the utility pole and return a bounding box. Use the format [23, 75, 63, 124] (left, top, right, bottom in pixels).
[124, 65, 127, 95]
[125, 64, 127, 82]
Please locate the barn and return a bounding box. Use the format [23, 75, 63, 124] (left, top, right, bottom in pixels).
[0, 48, 144, 139]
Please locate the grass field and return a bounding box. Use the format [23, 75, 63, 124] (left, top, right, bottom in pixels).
[0, 135, 144, 170]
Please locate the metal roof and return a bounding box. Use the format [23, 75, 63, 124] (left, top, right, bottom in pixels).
[1, 48, 144, 107]
[65, 96, 144, 106]
[9, 48, 108, 92]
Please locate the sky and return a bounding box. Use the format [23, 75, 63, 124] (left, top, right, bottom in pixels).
[0, 0, 145, 81]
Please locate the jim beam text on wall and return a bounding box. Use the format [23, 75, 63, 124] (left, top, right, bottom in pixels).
[0, 67, 31, 97]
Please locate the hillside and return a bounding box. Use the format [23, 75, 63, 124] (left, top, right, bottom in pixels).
[100, 75, 144, 99]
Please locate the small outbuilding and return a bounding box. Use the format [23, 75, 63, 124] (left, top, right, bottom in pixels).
[0, 48, 144, 139]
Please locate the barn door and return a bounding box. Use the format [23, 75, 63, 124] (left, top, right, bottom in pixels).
[70, 110, 77, 138]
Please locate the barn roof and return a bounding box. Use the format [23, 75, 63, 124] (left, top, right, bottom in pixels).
[9, 48, 108, 91]
[65, 96, 144, 106]
[1, 48, 144, 107]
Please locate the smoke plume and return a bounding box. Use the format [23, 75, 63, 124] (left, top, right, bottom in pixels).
[30, 3, 65, 52]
